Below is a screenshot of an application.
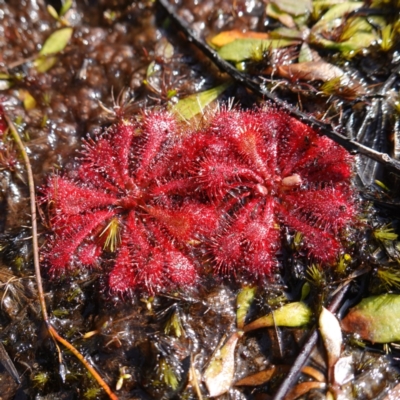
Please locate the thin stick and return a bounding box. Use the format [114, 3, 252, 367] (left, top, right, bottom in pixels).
[48, 325, 119, 400]
[272, 282, 351, 400]
[4, 114, 119, 400]
[157, 0, 400, 175]
[4, 115, 48, 322]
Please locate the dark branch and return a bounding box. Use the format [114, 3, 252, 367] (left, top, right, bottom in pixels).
[157, 0, 400, 175]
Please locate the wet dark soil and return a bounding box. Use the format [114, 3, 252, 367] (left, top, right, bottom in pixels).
[1, 0, 400, 399]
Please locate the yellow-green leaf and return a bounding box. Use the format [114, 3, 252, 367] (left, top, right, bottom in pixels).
[217, 38, 299, 62]
[341, 294, 400, 343]
[34, 55, 59, 73]
[210, 30, 270, 47]
[39, 27, 73, 56]
[270, 0, 312, 16]
[266, 4, 296, 28]
[60, 0, 73, 17]
[171, 82, 231, 121]
[236, 286, 256, 330]
[244, 302, 312, 332]
[19, 89, 37, 111]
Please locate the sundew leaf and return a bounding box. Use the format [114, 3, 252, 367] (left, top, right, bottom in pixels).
[39, 27, 73, 56]
[171, 82, 231, 120]
[243, 302, 312, 332]
[217, 38, 299, 62]
[236, 286, 256, 330]
[341, 294, 400, 343]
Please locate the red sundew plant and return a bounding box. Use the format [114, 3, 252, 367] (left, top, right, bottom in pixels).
[42, 112, 219, 294]
[171, 107, 356, 277]
[42, 106, 356, 294]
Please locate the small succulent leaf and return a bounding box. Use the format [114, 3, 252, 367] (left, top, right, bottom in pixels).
[270, 0, 312, 16]
[47, 5, 59, 19]
[203, 331, 243, 397]
[155, 37, 174, 60]
[235, 366, 277, 386]
[210, 30, 270, 47]
[236, 286, 256, 330]
[39, 27, 73, 56]
[171, 82, 231, 120]
[298, 42, 314, 62]
[312, 2, 364, 31]
[217, 38, 299, 62]
[270, 27, 305, 40]
[341, 294, 400, 343]
[266, 4, 296, 28]
[300, 282, 311, 301]
[18, 90, 37, 110]
[319, 307, 342, 368]
[60, 0, 73, 17]
[244, 302, 312, 332]
[34, 55, 59, 73]
[334, 355, 354, 386]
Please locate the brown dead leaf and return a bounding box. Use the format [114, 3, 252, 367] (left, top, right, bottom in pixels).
[285, 382, 326, 400]
[301, 366, 325, 383]
[235, 366, 277, 386]
[275, 61, 344, 82]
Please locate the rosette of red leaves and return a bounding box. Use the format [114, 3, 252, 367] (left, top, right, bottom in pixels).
[42, 112, 218, 294]
[169, 107, 355, 277]
[42, 107, 356, 294]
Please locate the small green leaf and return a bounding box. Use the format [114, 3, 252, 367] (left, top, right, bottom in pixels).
[244, 302, 312, 332]
[377, 268, 400, 290]
[236, 286, 256, 330]
[300, 282, 311, 301]
[171, 82, 231, 120]
[270, 27, 305, 40]
[19, 89, 37, 110]
[313, 2, 364, 29]
[266, 3, 296, 28]
[217, 38, 299, 62]
[34, 55, 59, 73]
[47, 5, 60, 20]
[39, 27, 73, 56]
[298, 42, 314, 62]
[270, 0, 312, 16]
[60, 0, 73, 17]
[373, 224, 398, 241]
[159, 359, 179, 390]
[341, 294, 400, 343]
